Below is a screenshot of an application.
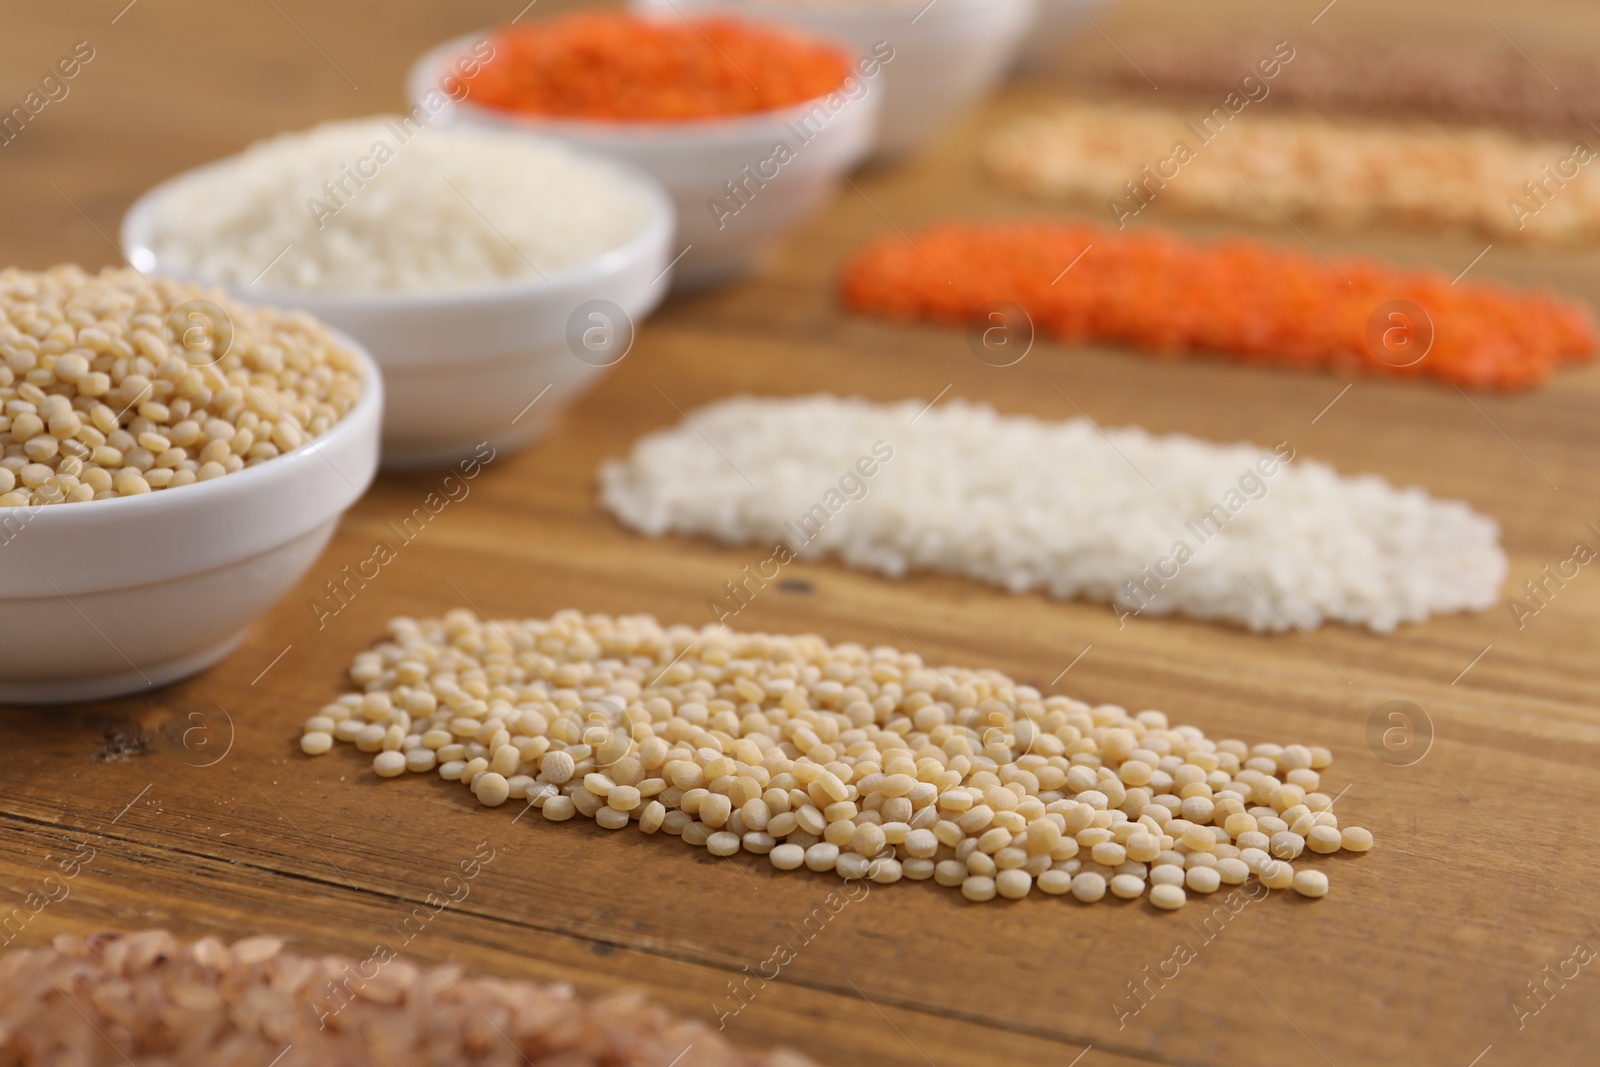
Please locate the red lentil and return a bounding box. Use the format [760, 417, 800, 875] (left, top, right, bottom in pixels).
[464, 11, 851, 121]
[840, 220, 1597, 389]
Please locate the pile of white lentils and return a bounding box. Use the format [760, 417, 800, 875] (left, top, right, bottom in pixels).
[0, 265, 363, 507]
[303, 611, 1372, 910]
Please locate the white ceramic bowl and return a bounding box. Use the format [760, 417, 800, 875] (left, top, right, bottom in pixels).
[0, 338, 382, 705]
[1017, 0, 1115, 73]
[121, 149, 675, 468]
[632, 0, 1035, 159]
[409, 32, 878, 289]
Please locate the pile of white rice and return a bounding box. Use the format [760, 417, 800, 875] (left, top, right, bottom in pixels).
[141, 116, 653, 293]
[599, 396, 1507, 633]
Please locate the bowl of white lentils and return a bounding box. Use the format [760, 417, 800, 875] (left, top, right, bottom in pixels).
[121, 116, 674, 468]
[0, 265, 381, 704]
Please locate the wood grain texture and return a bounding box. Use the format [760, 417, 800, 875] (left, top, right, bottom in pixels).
[3, 2, 1599, 1065]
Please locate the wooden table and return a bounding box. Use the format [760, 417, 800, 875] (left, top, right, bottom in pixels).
[3, 1, 1598, 1064]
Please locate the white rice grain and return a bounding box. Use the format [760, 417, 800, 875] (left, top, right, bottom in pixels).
[598, 395, 1506, 633]
[143, 116, 653, 294]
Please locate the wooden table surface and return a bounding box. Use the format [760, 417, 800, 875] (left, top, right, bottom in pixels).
[3, 1, 1599, 1065]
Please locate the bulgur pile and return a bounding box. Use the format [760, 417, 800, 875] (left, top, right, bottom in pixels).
[304, 610, 1372, 910]
[0, 266, 363, 508]
[985, 101, 1600, 243]
[0, 931, 812, 1066]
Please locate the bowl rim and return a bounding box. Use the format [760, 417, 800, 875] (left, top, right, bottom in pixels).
[411, 30, 884, 146]
[118, 125, 678, 313]
[6, 325, 383, 527]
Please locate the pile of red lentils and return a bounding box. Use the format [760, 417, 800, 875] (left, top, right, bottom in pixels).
[840, 221, 1597, 389]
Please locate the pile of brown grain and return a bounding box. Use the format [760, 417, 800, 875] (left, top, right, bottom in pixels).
[1097, 35, 1600, 138]
[0, 931, 813, 1067]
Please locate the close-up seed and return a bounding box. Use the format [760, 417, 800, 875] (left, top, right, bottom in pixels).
[1150, 884, 1187, 910]
[1293, 869, 1331, 898]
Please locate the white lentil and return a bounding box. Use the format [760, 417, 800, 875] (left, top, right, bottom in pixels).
[373, 751, 407, 778]
[804, 843, 840, 872]
[1149, 884, 1187, 910]
[1215, 858, 1251, 885]
[1307, 824, 1343, 854]
[1292, 869, 1330, 898]
[766, 843, 803, 870]
[1260, 860, 1295, 890]
[837, 853, 872, 880]
[473, 772, 510, 807]
[542, 796, 576, 821]
[962, 875, 998, 902]
[1341, 827, 1374, 852]
[1270, 831, 1306, 860]
[306, 611, 1371, 912]
[995, 868, 1032, 899]
[600, 397, 1506, 633]
[1110, 874, 1146, 899]
[1071, 872, 1107, 903]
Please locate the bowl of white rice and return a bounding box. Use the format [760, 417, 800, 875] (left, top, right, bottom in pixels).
[121, 117, 675, 468]
[628, 0, 1037, 159]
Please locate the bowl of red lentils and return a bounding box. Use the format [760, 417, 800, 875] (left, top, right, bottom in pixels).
[0, 265, 381, 704]
[411, 9, 879, 288]
[630, 0, 1037, 158]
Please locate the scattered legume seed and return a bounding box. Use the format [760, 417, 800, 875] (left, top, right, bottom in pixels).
[304, 611, 1372, 913]
[1150, 884, 1187, 910]
[0, 931, 812, 1066]
[1110, 873, 1146, 899]
[473, 771, 510, 807]
[1216, 858, 1251, 885]
[1307, 824, 1344, 854]
[1185, 866, 1222, 894]
[373, 751, 407, 778]
[1293, 869, 1331, 898]
[1341, 826, 1375, 852]
[1261, 860, 1296, 891]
